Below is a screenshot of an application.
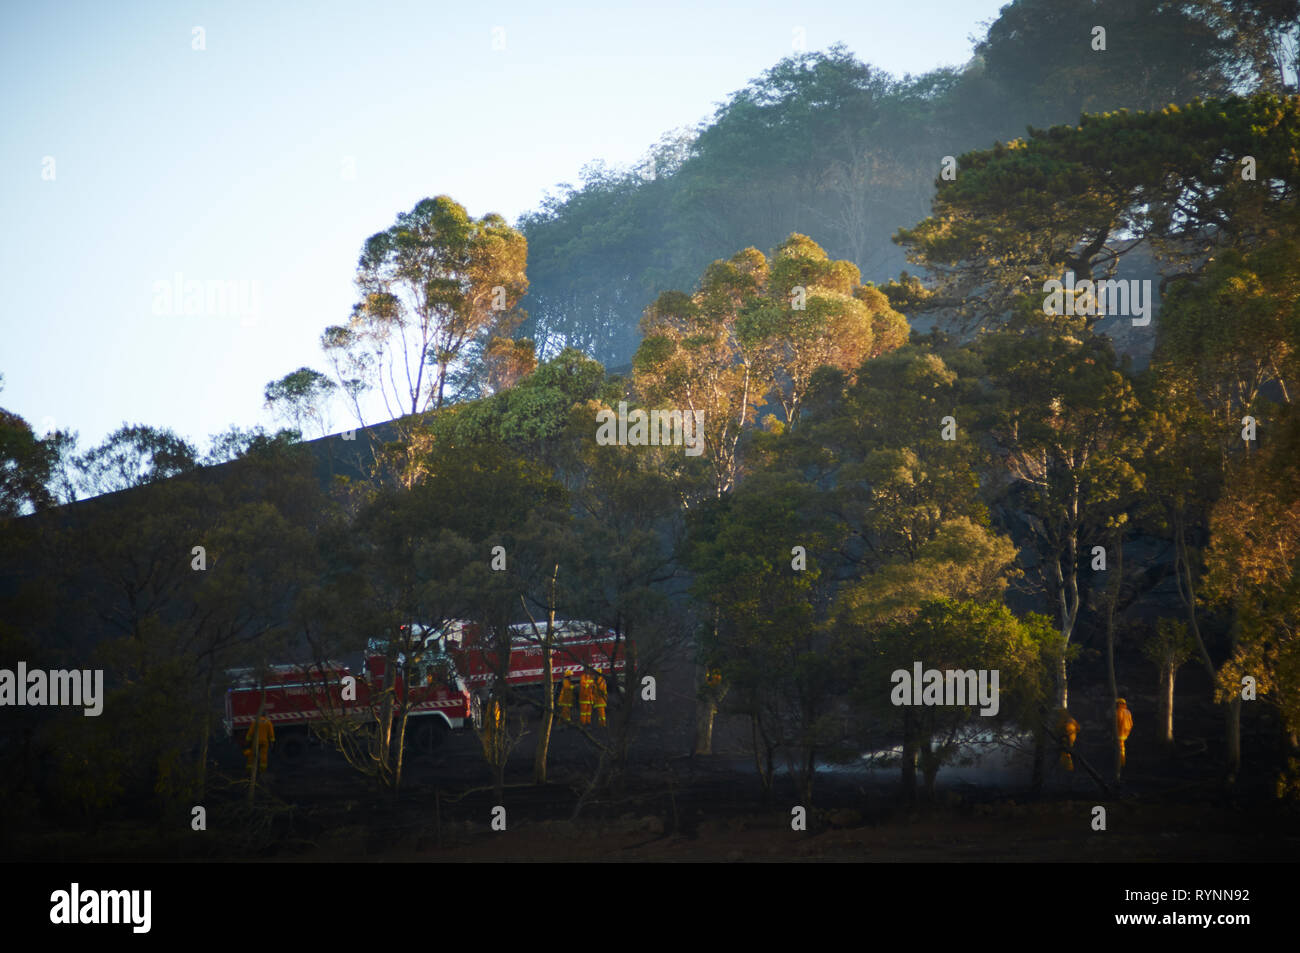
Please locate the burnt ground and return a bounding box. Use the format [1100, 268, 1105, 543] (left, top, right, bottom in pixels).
[11, 679, 1300, 863]
[6, 650, 1300, 862]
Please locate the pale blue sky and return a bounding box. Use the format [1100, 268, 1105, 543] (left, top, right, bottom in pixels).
[1, 0, 1008, 451]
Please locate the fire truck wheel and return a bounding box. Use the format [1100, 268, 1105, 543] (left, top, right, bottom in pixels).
[279, 733, 307, 761]
[413, 718, 448, 754]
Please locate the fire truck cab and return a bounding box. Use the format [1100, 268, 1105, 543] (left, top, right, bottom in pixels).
[224, 641, 476, 759]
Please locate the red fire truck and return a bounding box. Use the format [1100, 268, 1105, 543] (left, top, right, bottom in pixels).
[224, 647, 475, 758]
[419, 619, 631, 698]
[224, 620, 629, 759]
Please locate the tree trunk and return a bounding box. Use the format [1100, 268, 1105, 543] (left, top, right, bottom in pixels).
[921, 734, 940, 801]
[247, 685, 267, 805]
[198, 668, 214, 798]
[379, 683, 394, 789]
[1175, 516, 1215, 679]
[695, 692, 717, 755]
[534, 651, 553, 785]
[393, 709, 408, 799]
[1225, 696, 1242, 786]
[607, 629, 635, 798]
[1106, 528, 1122, 781]
[751, 714, 774, 803]
[1056, 653, 1069, 711]
[1222, 615, 1242, 785]
[533, 566, 559, 785]
[1174, 514, 1242, 779]
[1160, 664, 1176, 745]
[695, 606, 722, 755]
[799, 742, 817, 807]
[1051, 548, 1077, 710]
[1048, 493, 1084, 710]
[901, 708, 918, 802]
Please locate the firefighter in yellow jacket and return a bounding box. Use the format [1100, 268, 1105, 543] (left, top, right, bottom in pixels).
[592, 672, 608, 727]
[484, 698, 504, 748]
[475, 695, 506, 764]
[1116, 698, 1133, 767]
[578, 671, 594, 725]
[1056, 709, 1079, 772]
[557, 675, 575, 724]
[244, 715, 275, 772]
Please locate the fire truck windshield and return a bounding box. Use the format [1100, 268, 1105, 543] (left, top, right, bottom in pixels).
[369, 628, 460, 687]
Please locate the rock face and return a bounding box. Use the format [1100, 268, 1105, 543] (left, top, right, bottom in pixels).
[907, 240, 1174, 369]
[1090, 242, 1168, 371]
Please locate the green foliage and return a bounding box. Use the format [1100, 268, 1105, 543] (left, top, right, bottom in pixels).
[1202, 421, 1300, 727]
[1156, 238, 1300, 428]
[517, 14, 1262, 368]
[17, 29, 1300, 834]
[842, 593, 1056, 795]
[432, 348, 607, 471]
[685, 469, 847, 797]
[633, 233, 908, 499]
[788, 339, 992, 567]
[0, 405, 60, 517]
[835, 518, 1020, 631]
[1143, 618, 1196, 672]
[263, 367, 337, 438]
[327, 195, 529, 418]
[897, 93, 1300, 331]
[74, 423, 199, 498]
[202, 425, 299, 465]
[977, 0, 1232, 127]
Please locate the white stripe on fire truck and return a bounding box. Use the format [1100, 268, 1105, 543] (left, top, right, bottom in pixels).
[465, 661, 625, 684]
[232, 700, 465, 724]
